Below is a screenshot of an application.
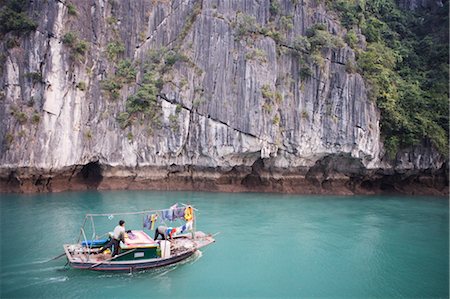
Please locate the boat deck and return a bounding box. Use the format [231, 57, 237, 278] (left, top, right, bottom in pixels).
[64, 231, 215, 268]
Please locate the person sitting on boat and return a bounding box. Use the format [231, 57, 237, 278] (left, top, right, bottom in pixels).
[98, 220, 126, 256]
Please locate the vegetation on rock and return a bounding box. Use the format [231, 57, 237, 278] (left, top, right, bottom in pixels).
[62, 32, 89, 61]
[0, 0, 37, 35]
[233, 1, 448, 157]
[106, 41, 125, 61]
[327, 0, 449, 156]
[116, 48, 191, 130]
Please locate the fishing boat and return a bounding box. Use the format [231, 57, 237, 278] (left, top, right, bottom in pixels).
[63, 204, 215, 271]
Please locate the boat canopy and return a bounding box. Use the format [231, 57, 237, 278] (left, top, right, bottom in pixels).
[76, 203, 197, 251]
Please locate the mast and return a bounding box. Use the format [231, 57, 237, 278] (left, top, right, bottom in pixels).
[192, 208, 196, 239]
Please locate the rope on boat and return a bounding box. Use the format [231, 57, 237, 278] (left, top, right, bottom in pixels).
[46, 252, 66, 262]
[85, 202, 196, 217]
[86, 210, 156, 217]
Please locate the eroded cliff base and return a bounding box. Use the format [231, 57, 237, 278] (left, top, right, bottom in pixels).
[1, 156, 448, 196]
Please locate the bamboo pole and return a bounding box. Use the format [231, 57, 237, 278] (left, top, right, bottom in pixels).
[90, 249, 137, 268]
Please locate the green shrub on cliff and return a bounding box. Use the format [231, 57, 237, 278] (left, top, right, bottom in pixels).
[0, 0, 37, 35]
[4, 133, 14, 149]
[261, 84, 274, 100]
[74, 40, 88, 56]
[31, 112, 40, 124]
[329, 0, 449, 156]
[100, 60, 136, 100]
[62, 32, 89, 61]
[245, 48, 267, 63]
[116, 59, 136, 83]
[164, 51, 189, 67]
[280, 16, 294, 31]
[126, 74, 159, 115]
[106, 41, 125, 61]
[67, 3, 77, 16]
[117, 112, 131, 129]
[100, 78, 122, 100]
[62, 32, 76, 45]
[345, 29, 358, 48]
[116, 48, 193, 131]
[24, 72, 43, 83]
[306, 23, 345, 51]
[234, 13, 260, 40]
[270, 0, 281, 16]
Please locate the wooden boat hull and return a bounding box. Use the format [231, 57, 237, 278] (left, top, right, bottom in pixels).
[63, 232, 215, 271]
[67, 249, 196, 271]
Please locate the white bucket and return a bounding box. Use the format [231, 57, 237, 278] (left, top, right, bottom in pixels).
[160, 240, 171, 258]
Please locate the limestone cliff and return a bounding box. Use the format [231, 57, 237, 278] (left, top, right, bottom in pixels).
[0, 0, 447, 195]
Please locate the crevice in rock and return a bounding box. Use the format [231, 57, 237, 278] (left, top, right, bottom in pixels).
[46, 177, 52, 192]
[136, 0, 192, 50]
[7, 171, 21, 189]
[77, 161, 103, 189]
[305, 153, 366, 188]
[125, 172, 138, 190]
[158, 93, 276, 148]
[360, 180, 373, 190]
[241, 158, 267, 188]
[34, 175, 43, 186]
[68, 165, 80, 182]
[34, 175, 46, 192]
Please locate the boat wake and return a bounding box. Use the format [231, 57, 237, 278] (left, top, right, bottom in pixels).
[2, 258, 52, 271]
[152, 250, 203, 278]
[1, 274, 69, 296]
[1, 266, 64, 278]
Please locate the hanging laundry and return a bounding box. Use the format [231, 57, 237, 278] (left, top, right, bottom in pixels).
[173, 207, 186, 219]
[177, 220, 194, 234]
[184, 206, 194, 221]
[150, 214, 157, 230]
[161, 209, 174, 221]
[161, 204, 183, 221]
[143, 215, 151, 229]
[185, 220, 193, 231]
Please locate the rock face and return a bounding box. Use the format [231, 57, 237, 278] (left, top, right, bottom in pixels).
[0, 0, 447, 195]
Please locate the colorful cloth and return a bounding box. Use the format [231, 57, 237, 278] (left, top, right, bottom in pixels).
[161, 209, 174, 221]
[150, 214, 157, 230]
[178, 220, 193, 233]
[144, 214, 159, 229]
[143, 215, 151, 229]
[173, 207, 186, 219]
[161, 204, 185, 221]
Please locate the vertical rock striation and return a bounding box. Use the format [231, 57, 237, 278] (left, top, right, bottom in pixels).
[0, 0, 447, 195]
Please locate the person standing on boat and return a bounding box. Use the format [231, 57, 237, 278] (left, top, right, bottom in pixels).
[98, 220, 126, 256]
[154, 225, 169, 240]
[154, 225, 178, 240]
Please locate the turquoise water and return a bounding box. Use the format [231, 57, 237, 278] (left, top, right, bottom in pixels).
[0, 191, 448, 298]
